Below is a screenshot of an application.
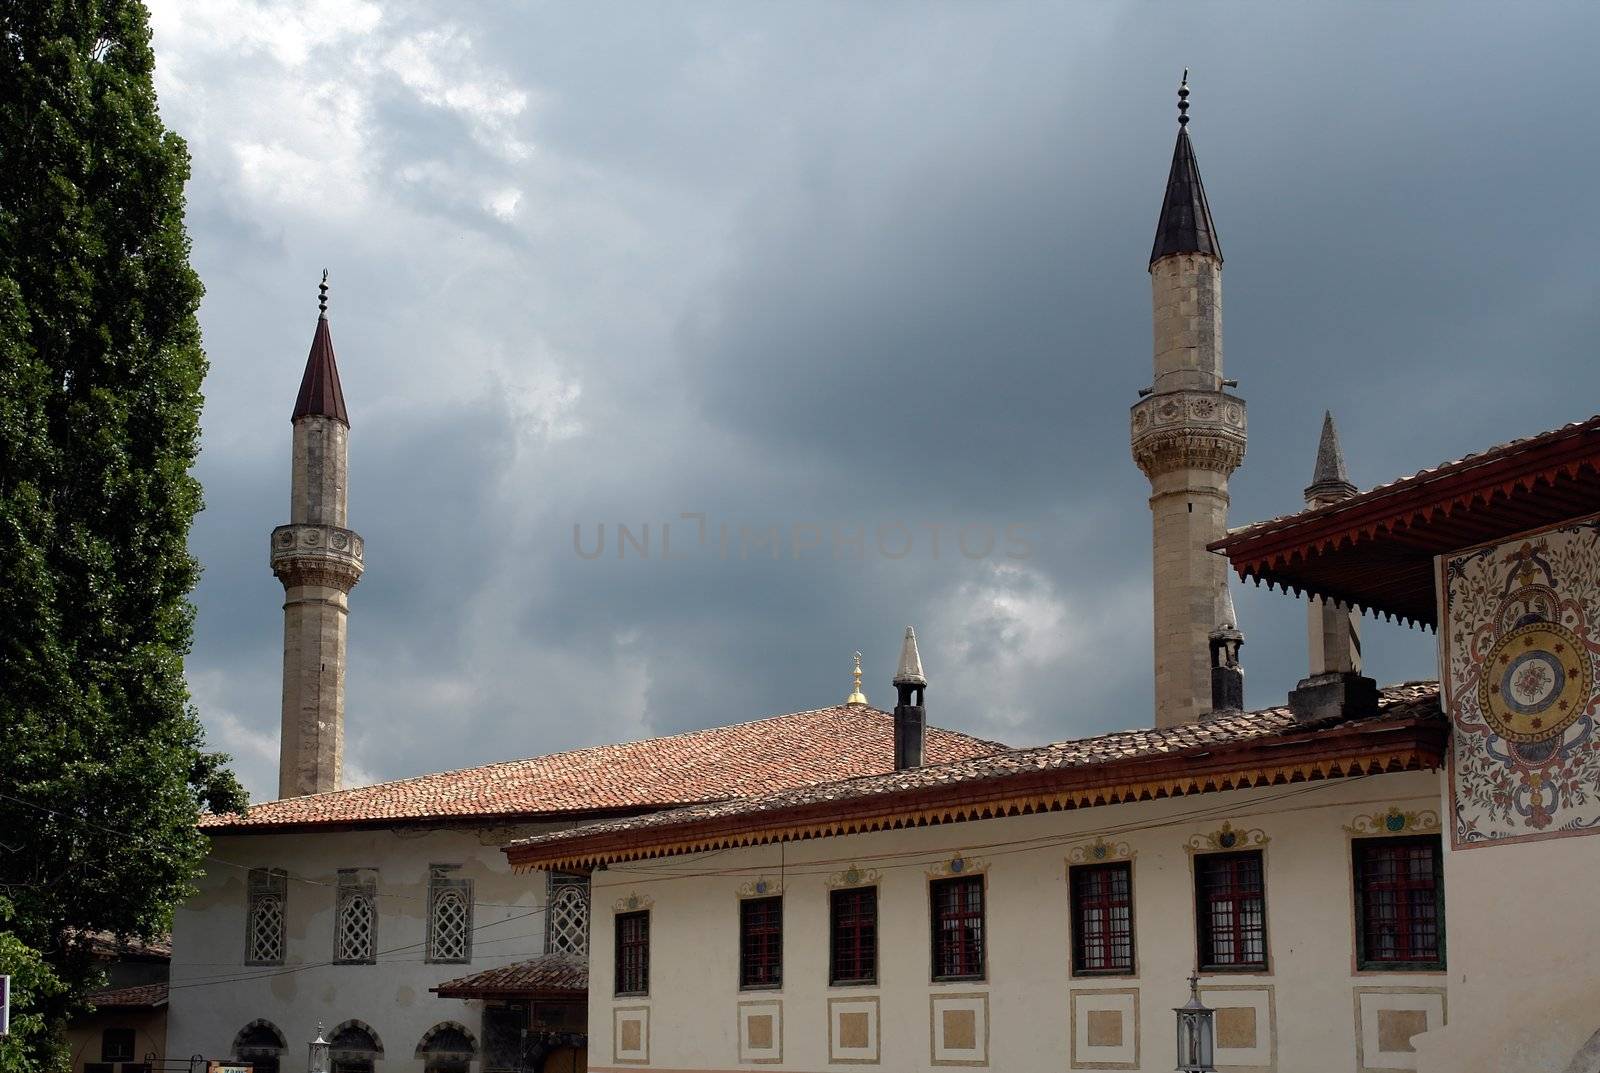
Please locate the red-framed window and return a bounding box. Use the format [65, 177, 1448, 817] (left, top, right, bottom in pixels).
[930, 875, 985, 981]
[739, 896, 783, 989]
[1353, 836, 1445, 970]
[1195, 851, 1268, 971]
[1070, 862, 1135, 974]
[614, 910, 650, 995]
[829, 886, 878, 985]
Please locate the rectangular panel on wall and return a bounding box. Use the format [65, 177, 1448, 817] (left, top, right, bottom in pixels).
[1197, 984, 1275, 1072]
[929, 992, 988, 1067]
[612, 1006, 649, 1066]
[1069, 987, 1138, 1070]
[737, 1000, 782, 1064]
[1441, 515, 1600, 847]
[1354, 987, 1446, 1072]
[828, 997, 880, 1065]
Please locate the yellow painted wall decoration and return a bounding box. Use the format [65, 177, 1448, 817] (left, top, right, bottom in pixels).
[1442, 513, 1600, 846]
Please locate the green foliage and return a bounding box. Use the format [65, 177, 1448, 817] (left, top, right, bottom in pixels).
[0, 2, 247, 1068]
[0, 900, 70, 1073]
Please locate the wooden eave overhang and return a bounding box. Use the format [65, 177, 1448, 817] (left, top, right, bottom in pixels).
[1210, 416, 1600, 628]
[431, 981, 585, 1000]
[505, 714, 1447, 874]
[199, 803, 674, 837]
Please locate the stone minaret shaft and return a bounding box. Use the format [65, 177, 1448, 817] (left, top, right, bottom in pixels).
[1305, 411, 1360, 674]
[1130, 78, 1247, 727]
[271, 276, 364, 798]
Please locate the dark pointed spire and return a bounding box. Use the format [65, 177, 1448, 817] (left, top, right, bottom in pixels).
[292, 270, 349, 425]
[1305, 410, 1356, 501]
[1150, 71, 1222, 267]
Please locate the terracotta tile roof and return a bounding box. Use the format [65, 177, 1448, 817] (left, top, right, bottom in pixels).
[506, 683, 1446, 871]
[432, 953, 587, 998]
[89, 982, 168, 1009]
[1213, 414, 1600, 626]
[1221, 414, 1600, 544]
[201, 706, 1006, 833]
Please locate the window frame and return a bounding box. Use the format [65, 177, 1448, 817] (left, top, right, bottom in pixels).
[245, 867, 288, 966]
[929, 874, 987, 983]
[614, 910, 650, 997]
[738, 895, 784, 991]
[334, 868, 379, 965]
[426, 864, 474, 964]
[828, 886, 879, 987]
[1352, 834, 1446, 972]
[1193, 850, 1270, 973]
[102, 1029, 136, 1063]
[1069, 860, 1136, 977]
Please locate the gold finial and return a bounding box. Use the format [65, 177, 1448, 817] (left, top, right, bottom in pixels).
[845, 651, 869, 707]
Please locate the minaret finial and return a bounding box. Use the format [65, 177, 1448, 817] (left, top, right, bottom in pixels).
[1178, 69, 1190, 128]
[846, 651, 869, 707]
[318, 269, 329, 318]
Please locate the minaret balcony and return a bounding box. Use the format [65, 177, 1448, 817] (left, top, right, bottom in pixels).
[1130, 389, 1247, 478]
[270, 523, 365, 589]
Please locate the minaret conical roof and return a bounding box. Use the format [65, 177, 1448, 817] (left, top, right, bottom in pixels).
[1150, 76, 1221, 267]
[292, 274, 349, 425]
[1306, 410, 1356, 499]
[1150, 128, 1222, 266]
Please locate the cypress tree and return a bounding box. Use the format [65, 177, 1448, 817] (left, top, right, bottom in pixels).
[0, 2, 246, 1066]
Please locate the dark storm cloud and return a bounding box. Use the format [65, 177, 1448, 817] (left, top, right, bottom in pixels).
[153, 1, 1600, 799]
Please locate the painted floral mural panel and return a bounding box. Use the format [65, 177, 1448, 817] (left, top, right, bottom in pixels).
[1443, 515, 1600, 846]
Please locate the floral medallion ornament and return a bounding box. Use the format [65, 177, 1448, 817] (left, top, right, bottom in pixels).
[1066, 835, 1134, 865]
[1185, 821, 1269, 854]
[737, 876, 783, 898]
[828, 864, 881, 889]
[1343, 806, 1442, 837]
[925, 852, 987, 879]
[612, 892, 654, 913]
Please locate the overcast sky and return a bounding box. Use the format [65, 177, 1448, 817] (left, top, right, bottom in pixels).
[147, 1, 1600, 802]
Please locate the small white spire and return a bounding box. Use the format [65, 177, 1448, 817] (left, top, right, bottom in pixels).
[893, 626, 927, 687]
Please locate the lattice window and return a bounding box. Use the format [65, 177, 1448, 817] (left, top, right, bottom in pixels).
[426, 864, 474, 964]
[1354, 835, 1444, 970]
[335, 869, 378, 964]
[1195, 850, 1268, 970]
[930, 875, 986, 981]
[739, 895, 783, 989]
[1071, 862, 1134, 974]
[245, 868, 288, 965]
[545, 873, 589, 955]
[829, 886, 878, 985]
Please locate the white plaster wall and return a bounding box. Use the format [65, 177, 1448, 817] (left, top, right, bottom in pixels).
[588, 771, 1445, 1073]
[168, 827, 555, 1072]
[1414, 832, 1600, 1073]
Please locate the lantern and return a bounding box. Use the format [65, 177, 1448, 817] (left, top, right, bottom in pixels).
[1174, 975, 1216, 1072]
[308, 1023, 330, 1073]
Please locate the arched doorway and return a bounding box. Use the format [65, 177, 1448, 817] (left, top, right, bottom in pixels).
[233, 1020, 286, 1073]
[329, 1020, 383, 1073]
[415, 1022, 476, 1073]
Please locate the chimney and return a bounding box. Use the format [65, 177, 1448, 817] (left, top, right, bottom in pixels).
[1209, 581, 1244, 712]
[891, 627, 927, 771]
[1287, 411, 1378, 722]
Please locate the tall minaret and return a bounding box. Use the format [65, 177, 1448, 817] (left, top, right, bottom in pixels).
[1130, 74, 1247, 727]
[270, 273, 364, 799]
[1304, 411, 1360, 675]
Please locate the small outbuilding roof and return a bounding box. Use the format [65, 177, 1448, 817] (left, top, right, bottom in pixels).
[432, 952, 587, 999]
[89, 982, 168, 1009]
